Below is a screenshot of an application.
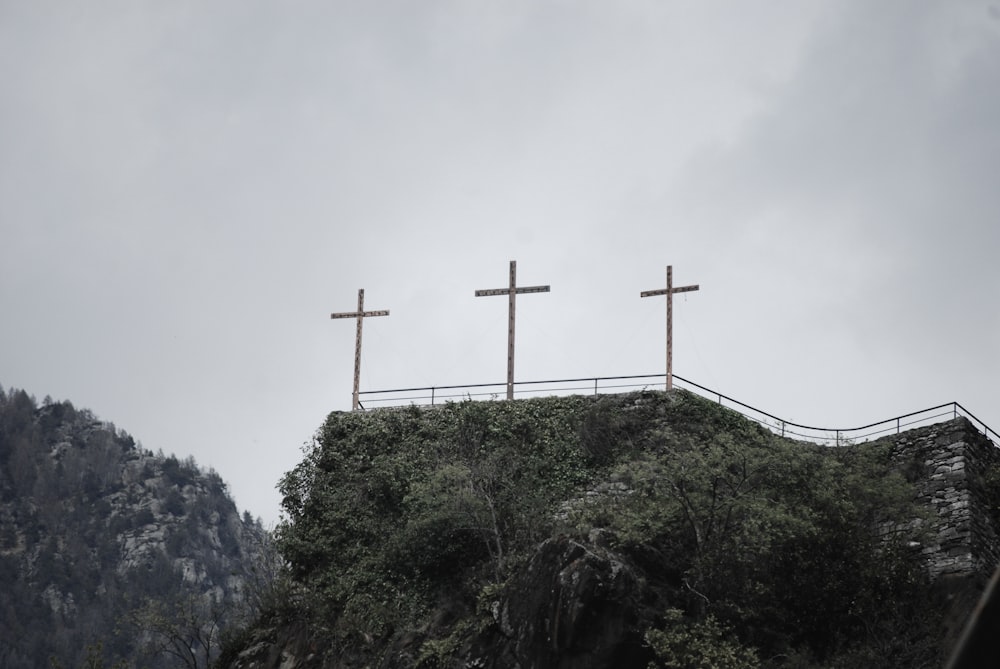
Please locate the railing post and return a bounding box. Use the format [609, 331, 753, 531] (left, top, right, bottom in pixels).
[431, 387, 436, 406]
[594, 378, 598, 395]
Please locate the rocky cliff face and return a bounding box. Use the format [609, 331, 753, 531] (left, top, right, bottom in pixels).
[0, 387, 272, 669]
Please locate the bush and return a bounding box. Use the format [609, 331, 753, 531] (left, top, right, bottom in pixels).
[645, 609, 760, 669]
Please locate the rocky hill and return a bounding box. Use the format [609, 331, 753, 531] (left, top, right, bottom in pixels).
[0, 386, 276, 668]
[223, 390, 1000, 669]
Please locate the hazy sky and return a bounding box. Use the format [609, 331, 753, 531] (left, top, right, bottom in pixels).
[2, 1, 998, 526]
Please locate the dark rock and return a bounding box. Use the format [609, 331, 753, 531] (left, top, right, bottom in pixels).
[470, 535, 650, 669]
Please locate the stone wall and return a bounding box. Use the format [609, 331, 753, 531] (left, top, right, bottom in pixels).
[880, 417, 1000, 580]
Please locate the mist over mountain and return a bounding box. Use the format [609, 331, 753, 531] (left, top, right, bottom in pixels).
[0, 385, 277, 668]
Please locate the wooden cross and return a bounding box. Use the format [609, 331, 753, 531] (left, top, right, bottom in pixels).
[475, 260, 550, 400]
[641, 265, 699, 390]
[330, 289, 389, 410]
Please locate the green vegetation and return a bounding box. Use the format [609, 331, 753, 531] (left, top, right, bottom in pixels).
[271, 390, 947, 668]
[278, 396, 594, 641]
[643, 609, 760, 669]
[1, 381, 961, 668]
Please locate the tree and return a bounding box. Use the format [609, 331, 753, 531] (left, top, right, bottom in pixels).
[579, 422, 930, 662]
[48, 641, 128, 669]
[396, 462, 498, 580]
[129, 595, 225, 669]
[232, 521, 282, 627]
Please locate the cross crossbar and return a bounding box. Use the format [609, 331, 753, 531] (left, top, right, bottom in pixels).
[475, 286, 550, 297]
[331, 309, 390, 319]
[641, 285, 699, 297]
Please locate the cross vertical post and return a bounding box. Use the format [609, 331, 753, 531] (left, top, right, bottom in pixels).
[641, 265, 699, 390]
[475, 260, 550, 400]
[507, 261, 517, 400]
[330, 289, 389, 410]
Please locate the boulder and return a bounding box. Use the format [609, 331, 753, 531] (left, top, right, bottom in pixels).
[471, 535, 649, 669]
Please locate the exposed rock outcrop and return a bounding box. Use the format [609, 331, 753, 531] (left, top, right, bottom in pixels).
[470, 534, 649, 669]
[0, 389, 271, 669]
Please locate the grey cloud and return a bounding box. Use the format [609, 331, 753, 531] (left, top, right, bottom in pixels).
[2, 1, 996, 525]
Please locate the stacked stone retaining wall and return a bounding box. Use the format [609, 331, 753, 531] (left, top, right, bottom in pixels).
[880, 417, 1000, 579]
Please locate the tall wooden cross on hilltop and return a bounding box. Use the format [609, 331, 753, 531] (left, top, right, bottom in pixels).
[641, 265, 699, 390]
[475, 260, 550, 400]
[331, 289, 389, 410]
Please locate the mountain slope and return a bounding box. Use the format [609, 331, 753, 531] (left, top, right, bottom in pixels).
[0, 386, 274, 669]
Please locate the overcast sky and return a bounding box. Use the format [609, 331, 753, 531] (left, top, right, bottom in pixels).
[2, 1, 998, 527]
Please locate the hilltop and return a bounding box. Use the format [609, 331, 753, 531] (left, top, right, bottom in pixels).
[0, 386, 277, 668]
[223, 390, 1000, 668]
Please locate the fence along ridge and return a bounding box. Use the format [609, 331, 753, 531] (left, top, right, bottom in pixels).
[357, 373, 997, 446]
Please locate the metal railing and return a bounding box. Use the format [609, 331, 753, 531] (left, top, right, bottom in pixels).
[359, 373, 668, 407]
[357, 373, 997, 446]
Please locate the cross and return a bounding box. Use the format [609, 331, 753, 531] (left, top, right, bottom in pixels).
[641, 265, 699, 390]
[475, 260, 550, 400]
[330, 289, 389, 410]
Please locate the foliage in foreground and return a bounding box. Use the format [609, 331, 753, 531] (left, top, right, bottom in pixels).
[274, 391, 948, 668]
